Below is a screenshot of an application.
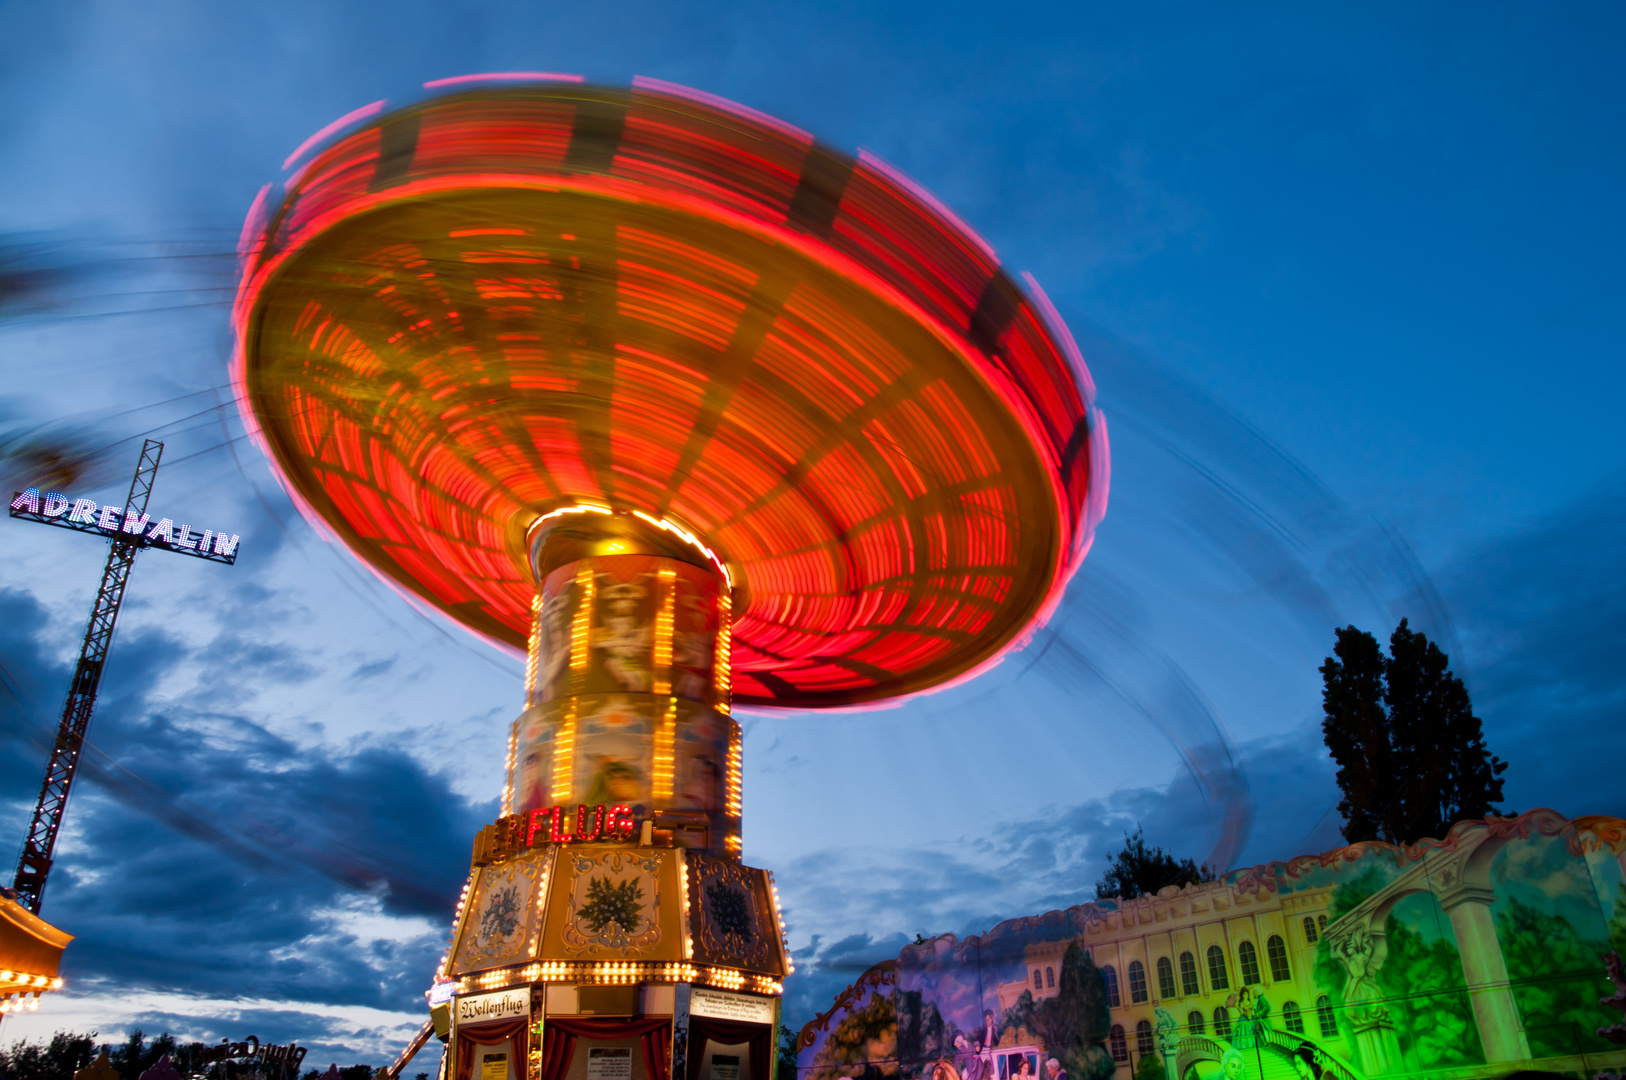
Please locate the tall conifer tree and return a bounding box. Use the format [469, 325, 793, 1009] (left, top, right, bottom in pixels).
[1320, 619, 1507, 844]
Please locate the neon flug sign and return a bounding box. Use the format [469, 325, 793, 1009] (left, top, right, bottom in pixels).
[10, 488, 241, 564]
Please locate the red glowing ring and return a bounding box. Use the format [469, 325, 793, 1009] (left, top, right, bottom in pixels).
[233, 80, 1107, 708]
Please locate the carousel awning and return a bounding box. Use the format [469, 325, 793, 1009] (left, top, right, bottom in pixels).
[0, 893, 71, 1011]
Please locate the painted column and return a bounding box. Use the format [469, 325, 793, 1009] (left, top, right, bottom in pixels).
[507, 509, 740, 858]
[1439, 884, 1531, 1062]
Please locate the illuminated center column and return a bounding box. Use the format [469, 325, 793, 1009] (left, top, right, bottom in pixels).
[508, 509, 741, 858]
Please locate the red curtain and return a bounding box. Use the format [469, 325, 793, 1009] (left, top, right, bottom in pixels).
[455, 1017, 531, 1080]
[540, 1016, 672, 1080]
[684, 1017, 770, 1080]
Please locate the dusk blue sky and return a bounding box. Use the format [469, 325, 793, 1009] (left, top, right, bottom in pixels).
[1, 0, 1622, 1067]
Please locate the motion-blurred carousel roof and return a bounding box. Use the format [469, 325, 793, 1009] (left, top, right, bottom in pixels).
[234, 76, 1108, 708]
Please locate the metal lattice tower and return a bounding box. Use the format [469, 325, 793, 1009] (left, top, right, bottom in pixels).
[12, 440, 161, 912]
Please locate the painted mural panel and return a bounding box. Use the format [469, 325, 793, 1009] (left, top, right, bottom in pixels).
[532, 556, 721, 707]
[507, 696, 732, 820]
[797, 810, 1626, 1080]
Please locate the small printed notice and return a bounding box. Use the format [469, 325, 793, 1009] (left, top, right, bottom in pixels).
[689, 988, 774, 1024]
[586, 1048, 632, 1080]
[709, 1056, 740, 1080]
[481, 1053, 508, 1080]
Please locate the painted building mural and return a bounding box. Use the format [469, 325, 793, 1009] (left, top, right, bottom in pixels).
[796, 809, 1626, 1080]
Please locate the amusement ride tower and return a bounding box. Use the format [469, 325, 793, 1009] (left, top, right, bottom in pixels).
[233, 76, 1106, 1080]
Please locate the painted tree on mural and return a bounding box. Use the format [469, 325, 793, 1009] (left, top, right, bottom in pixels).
[1610, 888, 1626, 959]
[999, 943, 1114, 1080]
[1311, 870, 1484, 1071]
[1496, 896, 1616, 1057]
[1320, 619, 1507, 844]
[808, 992, 898, 1080]
[896, 988, 958, 1074]
[1094, 826, 1215, 900]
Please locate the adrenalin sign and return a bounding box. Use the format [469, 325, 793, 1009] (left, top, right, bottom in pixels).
[10, 488, 241, 564]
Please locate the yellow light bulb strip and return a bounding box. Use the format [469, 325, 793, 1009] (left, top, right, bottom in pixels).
[501, 714, 519, 816]
[523, 592, 542, 705]
[715, 589, 732, 713]
[653, 568, 676, 695]
[552, 700, 577, 804]
[726, 719, 742, 819]
[653, 697, 677, 802]
[569, 564, 594, 684]
[454, 961, 779, 995]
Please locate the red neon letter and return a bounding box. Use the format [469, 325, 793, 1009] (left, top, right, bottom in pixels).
[607, 804, 635, 842]
[548, 805, 567, 843]
[576, 804, 605, 841]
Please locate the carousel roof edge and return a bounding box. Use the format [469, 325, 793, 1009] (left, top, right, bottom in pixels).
[0, 895, 73, 952]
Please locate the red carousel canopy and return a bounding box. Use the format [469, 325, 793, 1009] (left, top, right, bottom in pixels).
[234, 77, 1107, 708]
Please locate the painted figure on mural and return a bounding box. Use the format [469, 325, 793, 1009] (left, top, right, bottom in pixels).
[672, 584, 715, 699]
[1043, 1058, 1064, 1080]
[1218, 1047, 1245, 1080]
[537, 581, 576, 700]
[514, 709, 552, 815]
[595, 578, 652, 691]
[576, 697, 652, 806]
[675, 706, 727, 813]
[1230, 987, 1270, 1049]
[949, 1036, 980, 1080]
[1290, 1046, 1322, 1080]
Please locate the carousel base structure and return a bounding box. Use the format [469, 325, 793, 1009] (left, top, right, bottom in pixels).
[433, 824, 789, 1080]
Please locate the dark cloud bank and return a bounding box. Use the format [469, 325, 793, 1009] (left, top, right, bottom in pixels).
[0, 585, 494, 1059]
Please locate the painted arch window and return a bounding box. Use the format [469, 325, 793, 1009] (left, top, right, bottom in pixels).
[1179, 951, 1200, 996]
[1266, 934, 1291, 981]
[1186, 1011, 1204, 1036]
[1128, 959, 1149, 1004]
[1032, 968, 1042, 990]
[1102, 964, 1121, 1008]
[1282, 1001, 1304, 1035]
[1213, 1006, 1232, 1041]
[1135, 1020, 1153, 1057]
[1237, 940, 1261, 986]
[1317, 914, 1327, 934]
[1046, 966, 1055, 989]
[1316, 995, 1337, 1038]
[1108, 1025, 1128, 1063]
[1156, 956, 1176, 999]
[1302, 915, 1319, 943]
[1206, 944, 1230, 990]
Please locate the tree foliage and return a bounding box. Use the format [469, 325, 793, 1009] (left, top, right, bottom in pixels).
[0, 1031, 97, 1080]
[1311, 877, 1483, 1071]
[1378, 917, 1481, 1069]
[779, 1024, 803, 1080]
[807, 992, 897, 1080]
[1496, 896, 1616, 1057]
[896, 989, 956, 1073]
[1320, 619, 1507, 844]
[1093, 827, 1214, 901]
[998, 944, 1113, 1080]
